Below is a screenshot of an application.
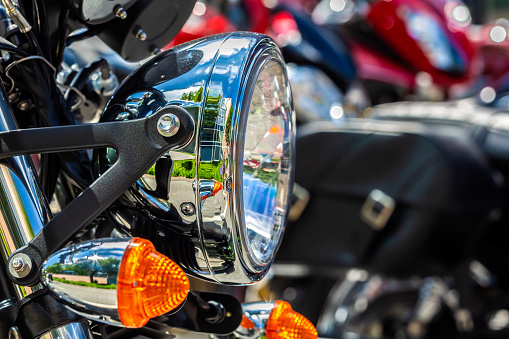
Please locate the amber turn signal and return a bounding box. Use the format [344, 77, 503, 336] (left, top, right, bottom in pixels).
[266, 300, 318, 339]
[117, 237, 190, 328]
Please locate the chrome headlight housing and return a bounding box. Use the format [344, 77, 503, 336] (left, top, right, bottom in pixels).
[97, 33, 295, 284]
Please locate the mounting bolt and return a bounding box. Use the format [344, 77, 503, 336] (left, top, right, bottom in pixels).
[114, 5, 127, 19]
[17, 99, 33, 111]
[9, 253, 32, 279]
[180, 202, 196, 216]
[11, 258, 24, 271]
[157, 114, 180, 137]
[135, 27, 147, 41]
[151, 46, 161, 55]
[8, 327, 20, 339]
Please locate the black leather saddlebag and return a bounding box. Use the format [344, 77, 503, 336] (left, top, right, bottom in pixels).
[276, 120, 502, 276]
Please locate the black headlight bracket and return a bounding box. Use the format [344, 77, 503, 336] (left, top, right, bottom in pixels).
[0, 105, 194, 286]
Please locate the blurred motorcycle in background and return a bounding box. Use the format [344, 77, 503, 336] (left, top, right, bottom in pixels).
[0, 0, 324, 338]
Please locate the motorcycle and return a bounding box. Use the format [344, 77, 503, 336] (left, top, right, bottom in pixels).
[269, 90, 509, 338]
[0, 0, 318, 338]
[169, 0, 365, 123]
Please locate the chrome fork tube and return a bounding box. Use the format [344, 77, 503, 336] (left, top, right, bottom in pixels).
[37, 322, 93, 339]
[0, 86, 51, 300]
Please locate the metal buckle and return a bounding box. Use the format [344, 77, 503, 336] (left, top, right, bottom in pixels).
[360, 189, 395, 230]
[288, 183, 310, 222]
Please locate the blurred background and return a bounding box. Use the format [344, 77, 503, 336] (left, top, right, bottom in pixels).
[69, 1, 509, 337]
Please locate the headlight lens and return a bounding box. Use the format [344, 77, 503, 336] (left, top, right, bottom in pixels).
[242, 59, 293, 267]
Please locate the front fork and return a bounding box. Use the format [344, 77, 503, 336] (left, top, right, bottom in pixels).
[0, 84, 92, 338]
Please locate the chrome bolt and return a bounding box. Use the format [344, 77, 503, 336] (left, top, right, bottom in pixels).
[157, 114, 180, 137]
[151, 46, 161, 56]
[114, 5, 127, 19]
[9, 253, 32, 278]
[8, 92, 20, 103]
[135, 27, 147, 41]
[17, 99, 32, 111]
[12, 257, 25, 271]
[8, 327, 20, 339]
[180, 202, 196, 216]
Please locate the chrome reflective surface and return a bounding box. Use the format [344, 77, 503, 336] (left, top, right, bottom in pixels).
[0, 85, 51, 299]
[41, 238, 130, 326]
[99, 32, 295, 284]
[216, 302, 276, 339]
[38, 321, 93, 339]
[317, 270, 423, 338]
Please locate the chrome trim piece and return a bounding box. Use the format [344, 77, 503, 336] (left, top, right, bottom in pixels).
[38, 321, 93, 339]
[40, 238, 130, 326]
[317, 271, 422, 337]
[216, 302, 276, 339]
[0, 85, 51, 299]
[101, 33, 295, 285]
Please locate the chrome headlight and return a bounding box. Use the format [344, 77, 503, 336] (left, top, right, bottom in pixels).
[97, 33, 295, 284]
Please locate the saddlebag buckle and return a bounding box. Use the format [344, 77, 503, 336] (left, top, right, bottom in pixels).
[360, 189, 395, 230]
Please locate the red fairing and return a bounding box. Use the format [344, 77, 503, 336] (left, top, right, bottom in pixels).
[243, 0, 271, 33]
[165, 2, 236, 49]
[366, 0, 476, 87]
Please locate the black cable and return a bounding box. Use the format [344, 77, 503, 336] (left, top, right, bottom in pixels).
[0, 43, 30, 57]
[33, 0, 51, 63]
[54, 7, 69, 68]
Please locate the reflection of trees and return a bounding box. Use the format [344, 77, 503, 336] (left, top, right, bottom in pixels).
[180, 87, 204, 103]
[45, 258, 120, 277]
[46, 263, 64, 274]
[202, 89, 221, 130]
[172, 160, 223, 182]
[225, 105, 233, 146]
[254, 169, 279, 186]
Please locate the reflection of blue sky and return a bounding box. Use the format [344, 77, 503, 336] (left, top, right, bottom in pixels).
[7, 163, 45, 238]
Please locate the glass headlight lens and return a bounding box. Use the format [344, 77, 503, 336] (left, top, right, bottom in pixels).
[242, 59, 293, 268]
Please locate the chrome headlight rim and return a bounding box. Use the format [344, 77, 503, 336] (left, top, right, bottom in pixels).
[98, 33, 295, 285]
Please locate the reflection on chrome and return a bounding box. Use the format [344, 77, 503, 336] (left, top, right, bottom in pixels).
[0, 86, 51, 300]
[39, 321, 93, 339]
[98, 33, 295, 285]
[217, 302, 277, 339]
[41, 238, 130, 326]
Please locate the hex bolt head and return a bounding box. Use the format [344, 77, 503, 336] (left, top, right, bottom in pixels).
[17, 99, 33, 111]
[114, 5, 127, 19]
[9, 253, 32, 278]
[151, 46, 162, 56]
[11, 257, 24, 271]
[157, 114, 180, 137]
[8, 327, 20, 339]
[180, 202, 196, 216]
[135, 27, 147, 41]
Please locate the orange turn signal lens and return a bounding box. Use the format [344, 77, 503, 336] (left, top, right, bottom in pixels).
[266, 300, 318, 339]
[241, 314, 256, 330]
[117, 237, 190, 328]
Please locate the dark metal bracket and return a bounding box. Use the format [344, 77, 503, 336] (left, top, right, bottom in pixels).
[153, 291, 243, 335]
[0, 105, 194, 286]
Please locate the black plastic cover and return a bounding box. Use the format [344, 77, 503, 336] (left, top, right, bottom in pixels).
[66, 0, 137, 25]
[98, 0, 197, 61]
[276, 120, 502, 276]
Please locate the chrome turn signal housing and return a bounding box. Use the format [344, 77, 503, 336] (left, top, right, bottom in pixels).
[225, 301, 318, 339]
[40, 238, 189, 328]
[96, 32, 296, 285]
